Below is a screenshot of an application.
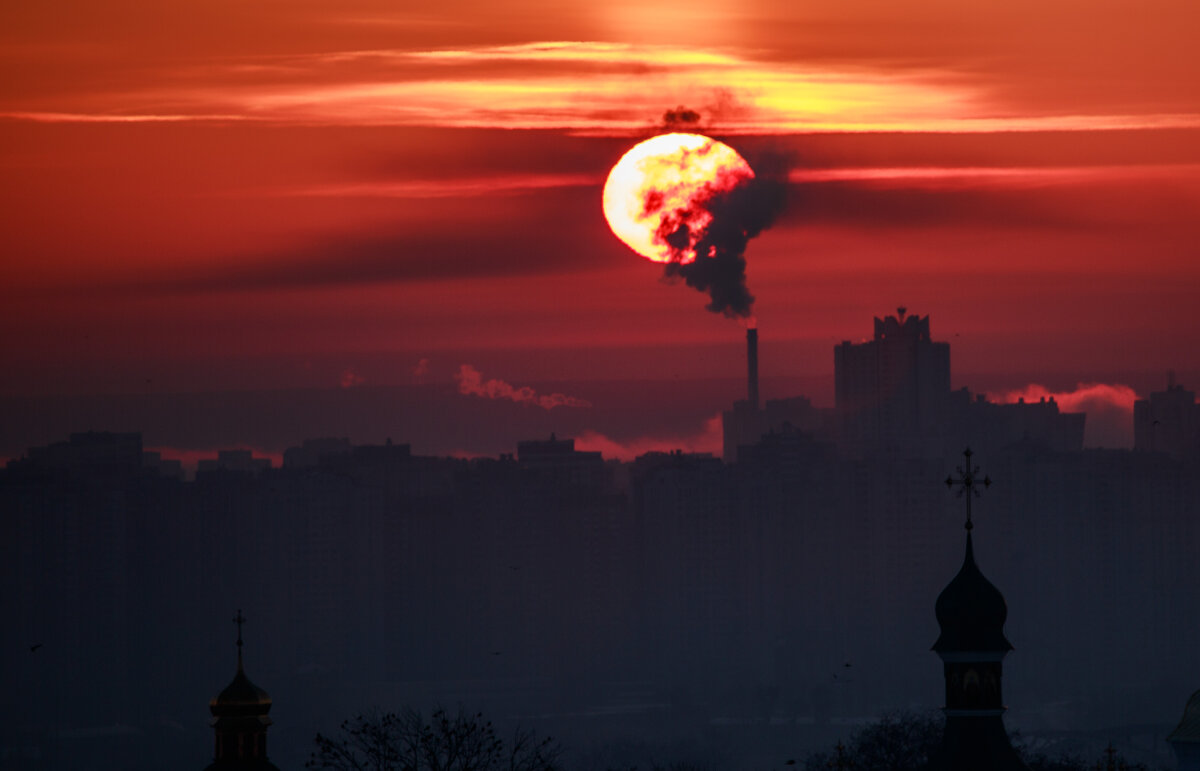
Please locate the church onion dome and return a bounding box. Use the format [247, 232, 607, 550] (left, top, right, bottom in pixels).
[210, 655, 272, 720]
[1169, 689, 1200, 743]
[211, 669, 271, 716]
[933, 532, 1013, 654]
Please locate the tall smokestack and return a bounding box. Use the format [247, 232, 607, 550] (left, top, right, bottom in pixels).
[747, 327, 759, 410]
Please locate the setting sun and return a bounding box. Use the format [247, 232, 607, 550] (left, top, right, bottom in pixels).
[602, 133, 755, 264]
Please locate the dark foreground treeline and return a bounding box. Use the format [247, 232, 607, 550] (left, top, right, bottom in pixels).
[2, 432, 1197, 769]
[303, 707, 1166, 771]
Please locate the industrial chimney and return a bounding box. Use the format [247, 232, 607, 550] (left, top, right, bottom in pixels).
[747, 327, 760, 410]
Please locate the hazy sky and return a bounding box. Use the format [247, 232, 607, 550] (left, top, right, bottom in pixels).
[2, 0, 1199, 400]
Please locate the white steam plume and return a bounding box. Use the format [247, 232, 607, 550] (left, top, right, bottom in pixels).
[454, 365, 591, 410]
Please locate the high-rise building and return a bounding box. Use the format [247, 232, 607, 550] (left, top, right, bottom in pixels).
[835, 308, 950, 455]
[516, 433, 609, 495]
[1133, 374, 1200, 457]
[724, 309, 1086, 460]
[831, 309, 1084, 457]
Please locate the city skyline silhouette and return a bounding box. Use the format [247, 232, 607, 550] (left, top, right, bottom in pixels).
[4, 314, 1199, 768]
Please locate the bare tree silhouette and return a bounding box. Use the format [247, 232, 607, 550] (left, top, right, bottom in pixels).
[803, 712, 1158, 771]
[307, 707, 562, 771]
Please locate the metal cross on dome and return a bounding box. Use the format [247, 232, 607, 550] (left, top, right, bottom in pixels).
[234, 609, 246, 650]
[1098, 742, 1128, 771]
[945, 447, 991, 531]
[826, 741, 854, 770]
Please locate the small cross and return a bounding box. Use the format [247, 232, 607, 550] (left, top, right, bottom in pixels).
[233, 609, 246, 650]
[827, 741, 854, 770]
[945, 447, 990, 531]
[1096, 743, 1127, 771]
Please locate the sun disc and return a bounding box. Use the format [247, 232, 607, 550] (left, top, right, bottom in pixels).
[602, 133, 754, 264]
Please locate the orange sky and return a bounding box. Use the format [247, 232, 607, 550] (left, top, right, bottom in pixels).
[2, 0, 1200, 398]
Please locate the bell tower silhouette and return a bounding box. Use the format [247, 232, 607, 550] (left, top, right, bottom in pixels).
[205, 610, 280, 770]
[927, 449, 1029, 770]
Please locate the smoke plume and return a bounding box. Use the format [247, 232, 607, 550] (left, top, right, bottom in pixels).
[661, 92, 747, 131]
[659, 150, 788, 318]
[662, 105, 701, 130]
[454, 365, 592, 410]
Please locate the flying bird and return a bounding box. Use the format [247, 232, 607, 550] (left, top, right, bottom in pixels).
[30, 643, 43, 653]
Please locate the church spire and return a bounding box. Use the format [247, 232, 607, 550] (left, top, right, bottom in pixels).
[234, 609, 245, 672]
[205, 611, 279, 770]
[1168, 688, 1200, 770]
[927, 449, 1029, 771]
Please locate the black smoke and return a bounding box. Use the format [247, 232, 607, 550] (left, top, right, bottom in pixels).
[662, 105, 702, 129]
[658, 155, 788, 318]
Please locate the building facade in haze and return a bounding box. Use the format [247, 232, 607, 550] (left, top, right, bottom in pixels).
[1134, 375, 1200, 457]
[725, 309, 1085, 461]
[835, 308, 951, 456]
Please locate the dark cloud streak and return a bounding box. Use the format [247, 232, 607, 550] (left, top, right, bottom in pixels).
[782, 175, 1200, 231]
[133, 230, 615, 295]
[81, 176, 1149, 298]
